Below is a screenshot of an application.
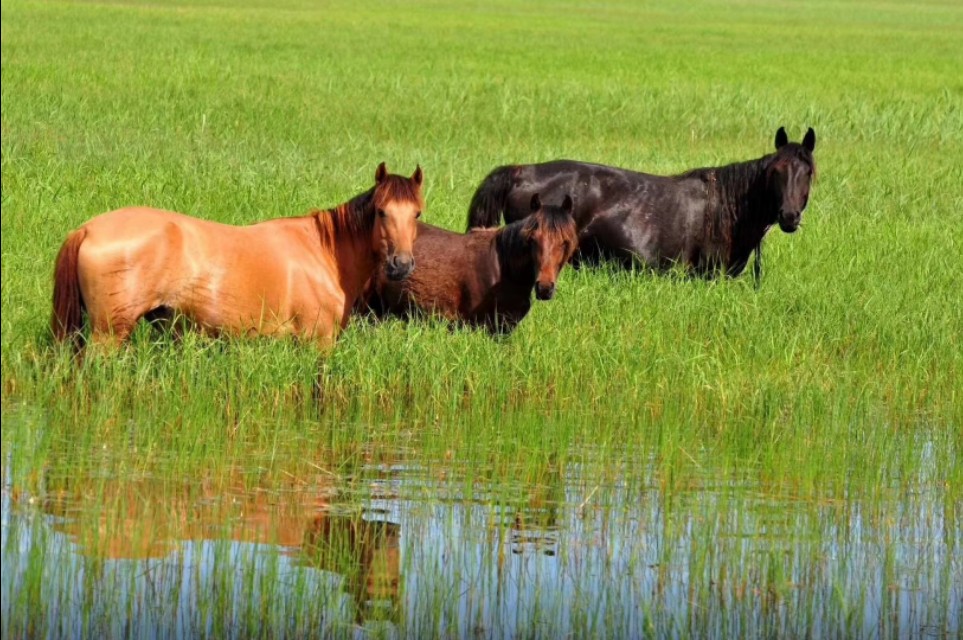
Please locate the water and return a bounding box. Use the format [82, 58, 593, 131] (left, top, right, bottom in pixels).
[2, 447, 960, 639]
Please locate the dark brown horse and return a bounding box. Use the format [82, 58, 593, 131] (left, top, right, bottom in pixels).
[52, 163, 424, 348]
[363, 194, 578, 334]
[467, 127, 816, 284]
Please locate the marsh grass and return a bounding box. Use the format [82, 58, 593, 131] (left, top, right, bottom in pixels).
[2, 0, 962, 637]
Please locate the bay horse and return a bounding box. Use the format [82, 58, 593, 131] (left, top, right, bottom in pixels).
[362, 193, 578, 334]
[51, 163, 424, 348]
[466, 127, 817, 284]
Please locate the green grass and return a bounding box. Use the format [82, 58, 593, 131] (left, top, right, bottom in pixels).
[2, 0, 962, 638]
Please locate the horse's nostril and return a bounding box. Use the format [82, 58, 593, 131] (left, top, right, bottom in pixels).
[536, 282, 556, 300]
[385, 255, 415, 281]
[779, 212, 801, 233]
[388, 254, 410, 272]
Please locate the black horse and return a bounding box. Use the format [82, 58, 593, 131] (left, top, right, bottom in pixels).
[467, 127, 816, 283]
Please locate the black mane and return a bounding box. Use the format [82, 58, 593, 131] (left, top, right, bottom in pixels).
[680, 157, 774, 253]
[494, 216, 535, 281]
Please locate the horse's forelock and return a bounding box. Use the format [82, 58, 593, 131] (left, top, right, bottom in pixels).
[773, 144, 816, 171]
[765, 149, 817, 187]
[535, 206, 578, 242]
[373, 174, 424, 210]
[500, 205, 577, 257]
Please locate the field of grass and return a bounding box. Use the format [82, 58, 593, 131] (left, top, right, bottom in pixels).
[2, 0, 961, 637]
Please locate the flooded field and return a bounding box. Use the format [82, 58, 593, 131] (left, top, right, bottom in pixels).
[4, 420, 959, 639]
[4, 0, 962, 637]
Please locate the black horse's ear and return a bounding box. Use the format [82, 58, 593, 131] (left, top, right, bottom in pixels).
[803, 128, 816, 152]
[375, 162, 388, 184]
[411, 165, 423, 186]
[530, 193, 542, 212]
[775, 127, 789, 149]
[561, 194, 574, 214]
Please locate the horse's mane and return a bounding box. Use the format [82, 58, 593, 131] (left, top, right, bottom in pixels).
[313, 190, 375, 248]
[689, 158, 769, 252]
[312, 175, 423, 249]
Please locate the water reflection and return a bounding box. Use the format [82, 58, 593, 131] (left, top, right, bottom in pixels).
[41, 473, 402, 617]
[300, 514, 401, 622]
[505, 464, 564, 558]
[6, 470, 402, 636]
[3, 451, 960, 639]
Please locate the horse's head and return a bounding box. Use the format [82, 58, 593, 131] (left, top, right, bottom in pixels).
[372, 162, 424, 281]
[768, 127, 816, 233]
[522, 193, 579, 300]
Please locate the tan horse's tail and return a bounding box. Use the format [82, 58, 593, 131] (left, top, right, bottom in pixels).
[51, 227, 88, 342]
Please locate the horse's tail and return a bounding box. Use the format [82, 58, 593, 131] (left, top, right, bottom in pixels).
[466, 166, 514, 230]
[51, 227, 87, 342]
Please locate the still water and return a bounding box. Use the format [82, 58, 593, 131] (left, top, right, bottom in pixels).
[2, 444, 960, 639]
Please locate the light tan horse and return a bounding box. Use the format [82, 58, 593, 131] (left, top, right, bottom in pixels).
[52, 162, 424, 347]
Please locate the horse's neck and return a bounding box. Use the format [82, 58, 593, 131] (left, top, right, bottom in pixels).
[709, 157, 776, 262]
[714, 157, 775, 219]
[335, 238, 378, 306]
[313, 207, 377, 308]
[494, 229, 536, 294]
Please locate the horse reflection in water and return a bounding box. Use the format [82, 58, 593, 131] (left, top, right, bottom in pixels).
[497, 459, 566, 559]
[301, 513, 400, 617]
[40, 473, 401, 624]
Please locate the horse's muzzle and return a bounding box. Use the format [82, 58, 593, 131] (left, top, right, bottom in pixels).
[778, 212, 801, 233]
[535, 282, 556, 301]
[385, 254, 415, 281]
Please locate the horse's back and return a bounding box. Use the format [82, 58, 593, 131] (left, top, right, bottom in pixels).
[81, 206, 244, 240]
[373, 222, 496, 320]
[518, 159, 665, 186]
[79, 207, 319, 260]
[501, 160, 668, 227]
[503, 161, 709, 268]
[76, 207, 250, 286]
[379, 221, 474, 298]
[416, 223, 496, 270]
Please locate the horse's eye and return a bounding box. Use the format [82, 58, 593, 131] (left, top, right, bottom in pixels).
[416, 211, 422, 219]
[377, 209, 387, 218]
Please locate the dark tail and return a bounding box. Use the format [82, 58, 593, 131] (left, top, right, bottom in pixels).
[466, 166, 514, 230]
[51, 227, 87, 343]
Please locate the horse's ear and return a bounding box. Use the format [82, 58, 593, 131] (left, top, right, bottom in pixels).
[561, 194, 574, 214]
[775, 127, 789, 149]
[530, 193, 542, 212]
[375, 162, 388, 184]
[803, 128, 816, 152]
[411, 165, 423, 186]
